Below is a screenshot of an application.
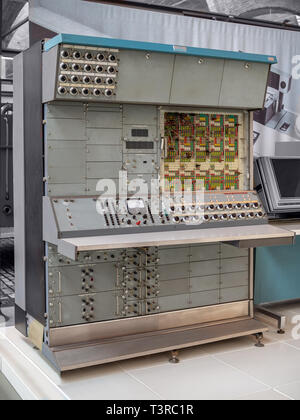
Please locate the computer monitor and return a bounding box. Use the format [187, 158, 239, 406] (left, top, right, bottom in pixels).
[255, 157, 300, 218]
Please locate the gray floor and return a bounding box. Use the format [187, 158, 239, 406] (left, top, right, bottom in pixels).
[0, 238, 15, 328]
[0, 238, 19, 399]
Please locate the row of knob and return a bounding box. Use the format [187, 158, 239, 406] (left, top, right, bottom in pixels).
[121, 212, 264, 226]
[172, 212, 264, 223]
[60, 62, 117, 74]
[169, 202, 260, 213]
[61, 50, 117, 63]
[58, 86, 113, 97]
[121, 300, 160, 316]
[59, 73, 115, 85]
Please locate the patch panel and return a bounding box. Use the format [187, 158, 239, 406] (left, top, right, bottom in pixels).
[57, 44, 119, 99]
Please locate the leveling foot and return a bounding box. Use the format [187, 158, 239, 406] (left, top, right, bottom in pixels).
[169, 350, 180, 364]
[254, 333, 265, 348]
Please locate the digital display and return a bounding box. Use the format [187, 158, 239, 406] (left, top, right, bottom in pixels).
[272, 159, 300, 198]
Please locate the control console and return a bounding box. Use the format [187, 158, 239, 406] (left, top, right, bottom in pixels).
[49, 191, 266, 238]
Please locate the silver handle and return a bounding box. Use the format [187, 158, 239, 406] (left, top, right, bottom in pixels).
[58, 271, 62, 294]
[58, 302, 62, 324]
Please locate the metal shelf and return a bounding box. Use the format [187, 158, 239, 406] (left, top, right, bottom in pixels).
[44, 318, 268, 372]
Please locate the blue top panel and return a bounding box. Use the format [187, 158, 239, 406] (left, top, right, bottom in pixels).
[44, 33, 277, 65]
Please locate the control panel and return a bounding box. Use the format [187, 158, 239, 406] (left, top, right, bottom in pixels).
[48, 191, 266, 238]
[56, 44, 119, 100]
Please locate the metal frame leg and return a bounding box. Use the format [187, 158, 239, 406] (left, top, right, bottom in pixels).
[255, 304, 286, 334]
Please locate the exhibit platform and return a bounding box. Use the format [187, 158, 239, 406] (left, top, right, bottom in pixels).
[1, 304, 300, 401]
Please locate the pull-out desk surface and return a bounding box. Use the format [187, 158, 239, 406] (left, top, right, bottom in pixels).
[272, 221, 300, 236]
[56, 224, 295, 260]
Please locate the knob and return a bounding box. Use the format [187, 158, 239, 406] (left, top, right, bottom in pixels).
[82, 88, 89, 96]
[71, 75, 79, 83]
[60, 63, 68, 71]
[72, 63, 80, 71]
[107, 66, 115, 74]
[73, 51, 81, 59]
[61, 50, 69, 58]
[97, 53, 105, 61]
[96, 65, 103, 73]
[58, 86, 67, 95]
[59, 74, 67, 83]
[95, 77, 102, 84]
[229, 213, 237, 220]
[93, 89, 101, 96]
[85, 52, 93, 60]
[84, 64, 92, 72]
[70, 87, 78, 96]
[105, 89, 113, 97]
[83, 76, 91, 84]
[108, 54, 116, 62]
[106, 78, 114, 85]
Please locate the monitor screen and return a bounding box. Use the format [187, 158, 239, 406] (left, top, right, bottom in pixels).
[272, 159, 300, 198]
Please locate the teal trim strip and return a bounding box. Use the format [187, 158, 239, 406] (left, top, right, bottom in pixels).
[44, 33, 277, 64]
